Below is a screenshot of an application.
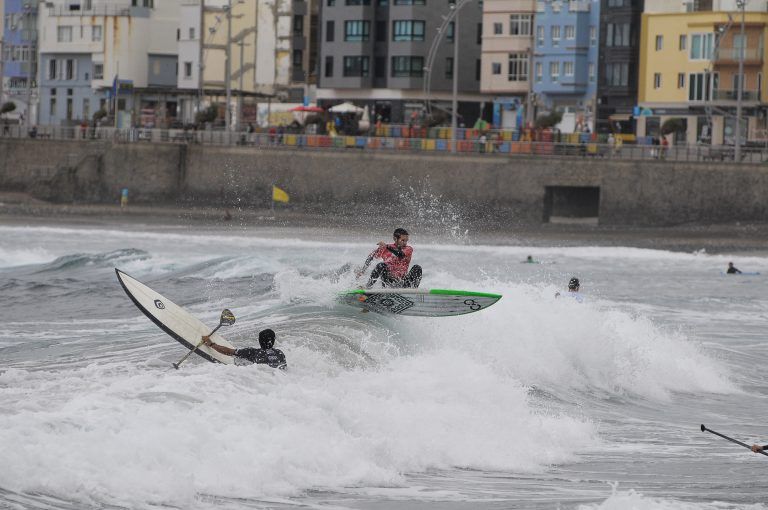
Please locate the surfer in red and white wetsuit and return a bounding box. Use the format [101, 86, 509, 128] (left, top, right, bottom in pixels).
[357, 228, 422, 288]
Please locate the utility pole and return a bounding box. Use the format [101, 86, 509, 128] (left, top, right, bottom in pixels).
[735, 0, 746, 163]
[0, 37, 5, 107]
[225, 0, 232, 133]
[450, 6, 459, 154]
[238, 38, 244, 131]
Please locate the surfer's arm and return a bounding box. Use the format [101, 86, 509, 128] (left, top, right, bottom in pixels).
[202, 336, 235, 356]
[356, 243, 386, 276]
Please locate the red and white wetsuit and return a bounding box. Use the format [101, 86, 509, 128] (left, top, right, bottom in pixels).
[368, 244, 413, 279]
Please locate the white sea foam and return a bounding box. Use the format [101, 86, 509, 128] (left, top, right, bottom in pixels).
[0, 246, 56, 268]
[579, 487, 767, 510]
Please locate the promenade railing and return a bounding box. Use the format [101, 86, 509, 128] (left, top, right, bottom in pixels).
[2, 124, 767, 164]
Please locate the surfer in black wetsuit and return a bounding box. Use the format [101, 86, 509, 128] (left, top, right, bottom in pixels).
[726, 262, 742, 274]
[202, 328, 287, 369]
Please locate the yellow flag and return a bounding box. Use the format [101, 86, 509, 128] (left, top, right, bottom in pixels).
[272, 185, 289, 203]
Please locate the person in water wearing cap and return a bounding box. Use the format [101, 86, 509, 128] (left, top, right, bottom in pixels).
[726, 262, 742, 274]
[555, 277, 584, 302]
[357, 228, 422, 288]
[202, 329, 287, 369]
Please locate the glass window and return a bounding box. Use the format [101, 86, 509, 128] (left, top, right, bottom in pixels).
[492, 62, 501, 75]
[565, 25, 575, 40]
[537, 25, 544, 46]
[563, 61, 574, 77]
[535, 62, 542, 82]
[551, 25, 560, 46]
[447, 21, 454, 42]
[293, 49, 303, 67]
[293, 15, 304, 36]
[690, 33, 713, 60]
[590, 26, 596, 46]
[325, 56, 334, 77]
[493, 22, 502, 35]
[508, 53, 528, 81]
[93, 63, 103, 79]
[678, 73, 685, 88]
[688, 72, 715, 101]
[189, 27, 195, 40]
[679, 34, 686, 50]
[48, 59, 57, 80]
[57, 26, 73, 42]
[655, 35, 663, 51]
[589, 62, 595, 82]
[345, 0, 371, 5]
[343, 56, 369, 77]
[391, 56, 424, 77]
[606, 23, 630, 47]
[345, 20, 370, 41]
[445, 57, 453, 79]
[326, 20, 335, 42]
[653, 72, 661, 89]
[183, 62, 192, 78]
[549, 61, 559, 81]
[393, 20, 425, 41]
[605, 63, 628, 87]
[394, 0, 425, 4]
[509, 14, 532, 36]
[92, 25, 102, 42]
[376, 20, 386, 42]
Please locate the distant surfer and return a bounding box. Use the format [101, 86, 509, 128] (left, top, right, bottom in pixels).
[726, 262, 742, 274]
[356, 228, 422, 288]
[555, 277, 584, 303]
[522, 255, 537, 264]
[202, 328, 287, 369]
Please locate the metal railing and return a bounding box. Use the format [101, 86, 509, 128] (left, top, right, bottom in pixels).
[2, 124, 768, 164]
[715, 48, 763, 62]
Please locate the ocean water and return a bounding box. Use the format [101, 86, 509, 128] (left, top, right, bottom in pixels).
[1, 222, 767, 510]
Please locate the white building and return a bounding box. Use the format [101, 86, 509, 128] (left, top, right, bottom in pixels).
[37, 0, 180, 127]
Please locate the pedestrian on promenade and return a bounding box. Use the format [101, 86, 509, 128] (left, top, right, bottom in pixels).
[607, 133, 615, 157]
[121, 188, 129, 209]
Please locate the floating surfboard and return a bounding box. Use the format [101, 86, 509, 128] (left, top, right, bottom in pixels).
[339, 288, 502, 317]
[720, 272, 761, 276]
[115, 268, 234, 364]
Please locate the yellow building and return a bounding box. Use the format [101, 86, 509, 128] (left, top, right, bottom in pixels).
[638, 10, 768, 145]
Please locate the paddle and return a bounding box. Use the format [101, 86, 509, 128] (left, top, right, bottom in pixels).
[700, 424, 768, 457]
[172, 308, 236, 370]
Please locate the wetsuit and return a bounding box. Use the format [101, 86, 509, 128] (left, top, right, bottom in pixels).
[727, 266, 742, 274]
[364, 243, 422, 288]
[233, 347, 287, 369]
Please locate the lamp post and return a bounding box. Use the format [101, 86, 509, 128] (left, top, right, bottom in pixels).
[450, 5, 459, 154]
[225, 0, 232, 133]
[734, 0, 746, 163]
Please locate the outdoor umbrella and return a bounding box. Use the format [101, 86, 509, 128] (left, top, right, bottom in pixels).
[329, 102, 364, 114]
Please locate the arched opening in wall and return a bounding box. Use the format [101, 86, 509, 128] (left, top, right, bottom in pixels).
[543, 186, 600, 225]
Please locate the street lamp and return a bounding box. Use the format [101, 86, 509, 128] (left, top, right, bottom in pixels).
[734, 0, 746, 163]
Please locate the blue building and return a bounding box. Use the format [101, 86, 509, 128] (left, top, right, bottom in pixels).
[38, 54, 106, 125]
[532, 0, 600, 132]
[2, 0, 39, 122]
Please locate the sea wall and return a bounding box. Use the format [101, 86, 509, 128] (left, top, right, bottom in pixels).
[1, 138, 767, 226]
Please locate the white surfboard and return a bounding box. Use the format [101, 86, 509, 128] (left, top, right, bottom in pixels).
[339, 288, 502, 317]
[115, 269, 234, 364]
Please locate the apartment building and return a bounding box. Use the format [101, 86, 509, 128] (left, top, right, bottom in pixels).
[177, 0, 319, 128]
[2, 0, 39, 122]
[595, 0, 643, 135]
[480, 0, 535, 129]
[317, 0, 486, 124]
[532, 0, 600, 133]
[37, 0, 180, 127]
[638, 0, 768, 144]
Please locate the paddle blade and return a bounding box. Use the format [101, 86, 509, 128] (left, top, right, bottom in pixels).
[220, 308, 236, 326]
[701, 424, 706, 432]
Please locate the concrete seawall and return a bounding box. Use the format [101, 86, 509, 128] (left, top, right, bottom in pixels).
[1, 138, 767, 226]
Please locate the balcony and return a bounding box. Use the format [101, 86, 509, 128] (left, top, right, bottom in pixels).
[711, 89, 761, 102]
[714, 48, 763, 65]
[47, 5, 132, 16]
[568, 0, 590, 12]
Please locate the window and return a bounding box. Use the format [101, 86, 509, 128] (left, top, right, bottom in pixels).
[690, 33, 714, 60]
[605, 62, 628, 86]
[375, 56, 386, 78]
[551, 25, 560, 46]
[550, 61, 559, 82]
[66, 98, 73, 120]
[477, 23, 482, 44]
[537, 25, 544, 46]
[689, 72, 716, 101]
[608, 0, 625, 5]
[293, 49, 303, 67]
[57, 26, 73, 42]
[64, 59, 74, 80]
[476, 59, 480, 81]
[445, 57, 453, 79]
[393, 20, 425, 41]
[376, 21, 386, 42]
[493, 22, 502, 35]
[565, 25, 575, 40]
[589, 62, 595, 82]
[678, 72, 685, 88]
[732, 73, 744, 94]
[294, 15, 304, 36]
[94, 63, 103, 79]
[509, 14, 532, 36]
[345, 0, 371, 5]
[655, 35, 663, 50]
[326, 20, 334, 42]
[590, 26, 596, 46]
[345, 20, 370, 41]
[606, 23, 630, 47]
[391, 56, 423, 77]
[325, 56, 334, 77]
[189, 27, 195, 40]
[48, 59, 57, 80]
[733, 33, 746, 59]
[49, 97, 57, 118]
[82, 98, 90, 119]
[492, 62, 501, 75]
[508, 53, 528, 81]
[327, 0, 335, 5]
[447, 22, 455, 42]
[679, 34, 686, 50]
[563, 61, 574, 77]
[177, 28, 180, 40]
[653, 72, 662, 89]
[535, 62, 542, 82]
[343, 56, 369, 77]
[394, 0, 425, 4]
[92, 25, 102, 42]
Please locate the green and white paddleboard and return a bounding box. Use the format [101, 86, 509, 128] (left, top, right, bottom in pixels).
[339, 288, 502, 317]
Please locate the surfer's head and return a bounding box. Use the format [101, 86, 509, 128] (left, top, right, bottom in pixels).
[259, 329, 276, 349]
[393, 228, 409, 247]
[568, 277, 580, 291]
[728, 262, 734, 268]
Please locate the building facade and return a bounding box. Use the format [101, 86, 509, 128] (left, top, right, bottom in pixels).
[638, 2, 768, 145]
[595, 0, 643, 135]
[480, 0, 535, 130]
[2, 0, 39, 123]
[317, 0, 487, 124]
[37, 0, 181, 127]
[532, 0, 600, 133]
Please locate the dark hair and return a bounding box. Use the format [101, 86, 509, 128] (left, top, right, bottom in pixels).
[568, 277, 580, 290]
[393, 228, 409, 238]
[259, 329, 276, 349]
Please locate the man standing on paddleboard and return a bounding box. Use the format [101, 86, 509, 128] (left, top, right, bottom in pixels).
[203, 329, 287, 369]
[357, 228, 422, 288]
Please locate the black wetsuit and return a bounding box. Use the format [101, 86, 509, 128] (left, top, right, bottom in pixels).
[368, 262, 422, 288]
[727, 266, 742, 274]
[233, 348, 287, 369]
